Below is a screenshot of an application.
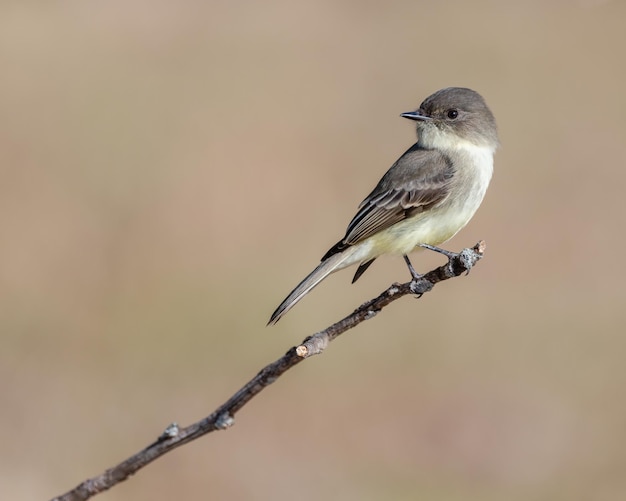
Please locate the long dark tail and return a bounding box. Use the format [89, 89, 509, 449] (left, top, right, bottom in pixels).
[268, 249, 356, 325]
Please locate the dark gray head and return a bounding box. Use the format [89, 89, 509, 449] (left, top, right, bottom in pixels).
[401, 87, 498, 150]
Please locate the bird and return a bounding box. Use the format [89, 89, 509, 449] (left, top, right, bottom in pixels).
[268, 87, 498, 325]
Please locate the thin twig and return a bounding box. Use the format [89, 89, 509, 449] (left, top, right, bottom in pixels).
[50, 241, 485, 501]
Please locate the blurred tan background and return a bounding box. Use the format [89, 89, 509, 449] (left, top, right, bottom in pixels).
[2, 1, 625, 500]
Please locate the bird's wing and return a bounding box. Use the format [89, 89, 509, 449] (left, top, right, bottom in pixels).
[322, 144, 454, 260]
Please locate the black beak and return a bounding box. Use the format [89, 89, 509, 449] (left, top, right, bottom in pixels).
[400, 110, 431, 121]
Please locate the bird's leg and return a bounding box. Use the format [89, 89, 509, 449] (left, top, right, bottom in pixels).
[420, 243, 473, 275]
[403, 254, 432, 296]
[419, 243, 458, 260]
[403, 254, 421, 280]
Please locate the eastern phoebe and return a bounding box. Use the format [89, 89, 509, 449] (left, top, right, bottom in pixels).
[269, 87, 498, 325]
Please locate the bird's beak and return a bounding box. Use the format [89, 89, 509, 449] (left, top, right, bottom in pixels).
[400, 110, 431, 121]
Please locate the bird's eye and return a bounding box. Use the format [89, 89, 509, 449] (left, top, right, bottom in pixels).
[446, 109, 459, 119]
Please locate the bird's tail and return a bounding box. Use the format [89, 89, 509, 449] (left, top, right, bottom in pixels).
[268, 248, 358, 325]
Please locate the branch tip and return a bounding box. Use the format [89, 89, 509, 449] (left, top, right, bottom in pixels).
[297, 333, 330, 358]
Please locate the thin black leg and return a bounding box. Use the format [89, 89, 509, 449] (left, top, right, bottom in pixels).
[403, 255, 422, 280]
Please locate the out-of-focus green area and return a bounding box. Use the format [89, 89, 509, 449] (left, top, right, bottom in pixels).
[2, 1, 625, 500]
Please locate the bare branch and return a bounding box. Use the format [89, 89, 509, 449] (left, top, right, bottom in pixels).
[50, 241, 485, 501]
